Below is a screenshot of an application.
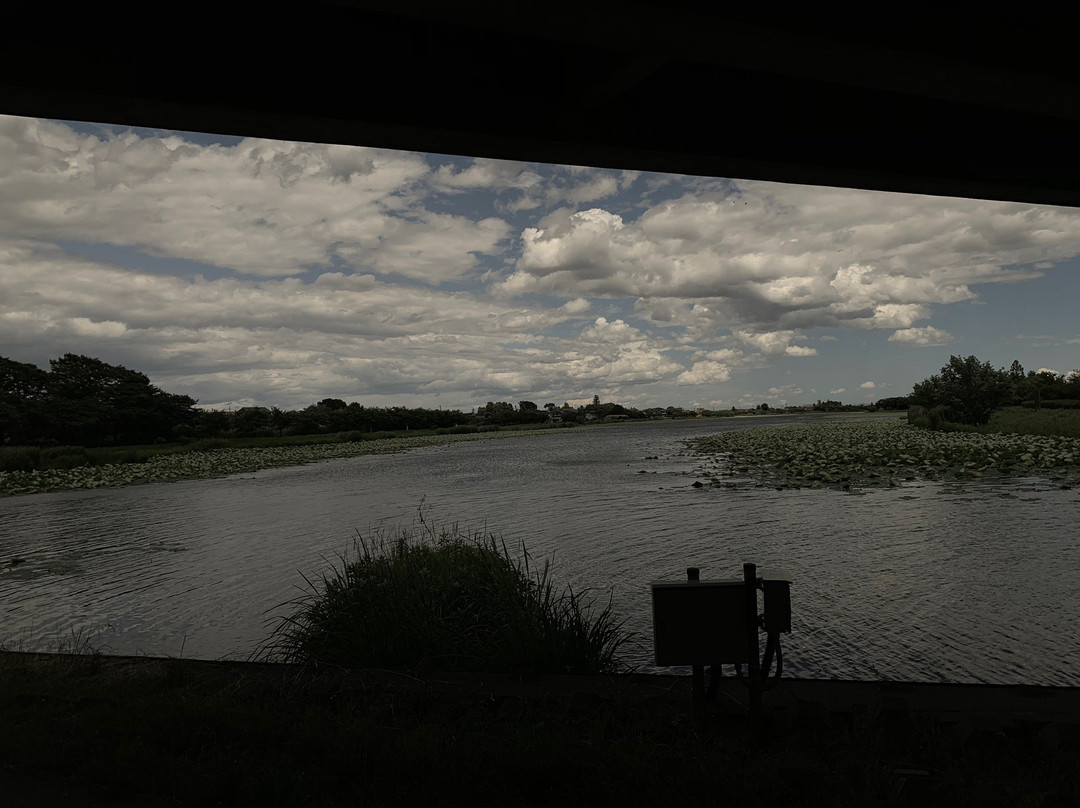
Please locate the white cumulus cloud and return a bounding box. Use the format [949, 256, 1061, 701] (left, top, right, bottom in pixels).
[888, 326, 954, 346]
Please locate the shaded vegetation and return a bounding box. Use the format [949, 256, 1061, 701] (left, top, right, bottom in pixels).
[1, 354, 197, 447]
[0, 429, 565, 496]
[258, 522, 630, 675]
[937, 407, 1080, 440]
[688, 417, 1080, 490]
[911, 356, 1080, 428]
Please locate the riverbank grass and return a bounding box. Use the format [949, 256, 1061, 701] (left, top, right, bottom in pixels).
[257, 523, 630, 675]
[947, 406, 1080, 439]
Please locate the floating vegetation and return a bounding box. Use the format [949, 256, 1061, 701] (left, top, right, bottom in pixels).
[687, 419, 1080, 491]
[0, 431, 536, 497]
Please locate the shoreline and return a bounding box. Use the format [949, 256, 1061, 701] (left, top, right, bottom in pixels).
[0, 412, 890, 498]
[0, 428, 560, 498]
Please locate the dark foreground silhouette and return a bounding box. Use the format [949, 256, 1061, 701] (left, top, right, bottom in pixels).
[1, 651, 1077, 807]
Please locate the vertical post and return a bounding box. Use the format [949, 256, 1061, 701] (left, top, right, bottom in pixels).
[743, 562, 761, 734]
[687, 567, 705, 703]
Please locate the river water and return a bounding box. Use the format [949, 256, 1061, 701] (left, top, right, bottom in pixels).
[2, 415, 1079, 684]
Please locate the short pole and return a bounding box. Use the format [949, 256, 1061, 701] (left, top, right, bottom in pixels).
[687, 567, 705, 703]
[743, 562, 762, 740]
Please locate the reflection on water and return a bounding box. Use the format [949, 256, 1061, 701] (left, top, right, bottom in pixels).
[2, 416, 1079, 684]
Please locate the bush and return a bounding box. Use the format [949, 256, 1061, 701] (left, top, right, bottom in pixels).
[258, 522, 631, 674]
[185, 438, 231, 453]
[0, 446, 40, 472]
[908, 405, 949, 430]
[40, 445, 90, 469]
[1021, 399, 1080, 409]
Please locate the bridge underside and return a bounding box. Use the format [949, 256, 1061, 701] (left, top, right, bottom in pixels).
[4, 4, 1080, 207]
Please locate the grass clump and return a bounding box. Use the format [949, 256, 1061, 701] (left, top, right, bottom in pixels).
[258, 521, 630, 675]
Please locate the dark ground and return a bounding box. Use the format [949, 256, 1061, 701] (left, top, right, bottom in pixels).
[1, 652, 1077, 807]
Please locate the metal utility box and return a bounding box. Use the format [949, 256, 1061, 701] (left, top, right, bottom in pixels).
[651, 580, 750, 665]
[757, 568, 793, 635]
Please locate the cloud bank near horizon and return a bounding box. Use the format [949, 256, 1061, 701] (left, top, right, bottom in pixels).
[2, 114, 1079, 410]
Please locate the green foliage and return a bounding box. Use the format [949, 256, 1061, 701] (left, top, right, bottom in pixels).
[39, 446, 91, 470]
[964, 406, 1080, 438]
[434, 425, 480, 435]
[1021, 399, 1080, 409]
[0, 446, 40, 472]
[184, 438, 232, 453]
[690, 417, 1080, 489]
[1, 353, 197, 448]
[911, 355, 1013, 426]
[874, 395, 911, 410]
[0, 357, 49, 444]
[259, 522, 631, 675]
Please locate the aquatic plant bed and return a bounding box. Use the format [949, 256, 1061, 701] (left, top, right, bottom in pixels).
[1, 652, 1076, 807]
[0, 431, 543, 497]
[687, 419, 1080, 491]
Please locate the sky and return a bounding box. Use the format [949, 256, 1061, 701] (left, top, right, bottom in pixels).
[1, 113, 1079, 412]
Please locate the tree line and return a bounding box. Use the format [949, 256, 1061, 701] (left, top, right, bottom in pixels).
[1, 354, 198, 447]
[3, 353, 765, 449]
[1, 355, 683, 447]
[908, 355, 1080, 427]
[12, 351, 1066, 449]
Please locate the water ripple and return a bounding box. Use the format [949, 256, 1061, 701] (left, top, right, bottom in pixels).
[2, 417, 1078, 683]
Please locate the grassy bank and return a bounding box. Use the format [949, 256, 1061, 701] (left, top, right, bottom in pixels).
[688, 418, 1080, 490]
[0, 428, 562, 497]
[944, 406, 1080, 439]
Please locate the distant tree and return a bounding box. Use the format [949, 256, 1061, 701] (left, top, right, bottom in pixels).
[317, 398, 348, 411]
[44, 354, 197, 445]
[874, 395, 911, 410]
[0, 356, 49, 444]
[911, 355, 1011, 425]
[1019, 369, 1065, 410]
[758, 402, 770, 411]
[518, 400, 538, 411]
[234, 406, 273, 436]
[592, 395, 600, 408]
[544, 403, 556, 411]
[1065, 370, 1080, 400]
[270, 406, 294, 436]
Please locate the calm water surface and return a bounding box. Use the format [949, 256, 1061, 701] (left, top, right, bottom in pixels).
[3, 416, 1079, 684]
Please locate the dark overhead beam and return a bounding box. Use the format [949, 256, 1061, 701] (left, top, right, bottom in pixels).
[3, 4, 1079, 207]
